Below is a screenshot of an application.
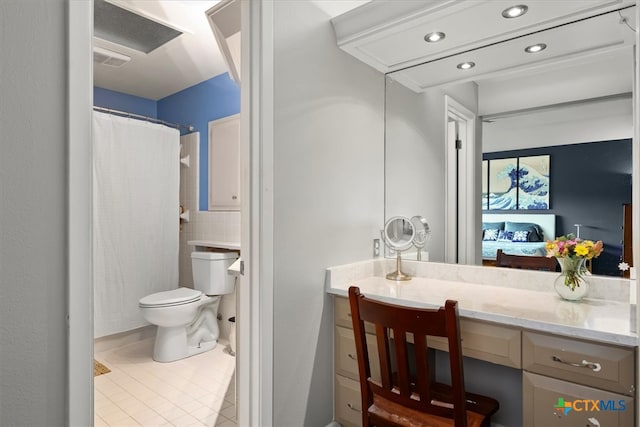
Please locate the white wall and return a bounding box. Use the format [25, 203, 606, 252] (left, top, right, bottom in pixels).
[483, 97, 633, 152]
[385, 80, 478, 262]
[0, 1, 67, 425]
[272, 2, 384, 425]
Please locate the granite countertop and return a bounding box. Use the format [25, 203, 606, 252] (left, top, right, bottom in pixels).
[326, 259, 638, 347]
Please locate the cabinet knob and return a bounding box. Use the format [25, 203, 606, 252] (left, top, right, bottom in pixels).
[347, 403, 362, 413]
[232, 195, 237, 200]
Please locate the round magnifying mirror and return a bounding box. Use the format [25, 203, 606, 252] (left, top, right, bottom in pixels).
[383, 216, 415, 281]
[384, 216, 415, 251]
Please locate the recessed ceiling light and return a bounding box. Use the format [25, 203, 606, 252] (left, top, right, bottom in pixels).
[456, 61, 475, 70]
[525, 43, 547, 53]
[502, 5, 528, 19]
[424, 32, 446, 43]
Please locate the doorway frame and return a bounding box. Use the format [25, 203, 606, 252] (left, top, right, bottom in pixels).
[445, 95, 479, 265]
[67, 1, 273, 425]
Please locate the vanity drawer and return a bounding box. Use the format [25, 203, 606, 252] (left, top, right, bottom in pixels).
[523, 331, 635, 396]
[334, 374, 363, 427]
[428, 319, 521, 368]
[334, 296, 375, 334]
[335, 325, 381, 382]
[523, 372, 634, 427]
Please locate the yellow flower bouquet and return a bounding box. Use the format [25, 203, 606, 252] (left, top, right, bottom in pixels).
[546, 234, 604, 292]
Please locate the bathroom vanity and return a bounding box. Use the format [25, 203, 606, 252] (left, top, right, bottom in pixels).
[326, 259, 638, 427]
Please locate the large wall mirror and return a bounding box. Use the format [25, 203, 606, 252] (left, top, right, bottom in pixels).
[384, 3, 636, 277]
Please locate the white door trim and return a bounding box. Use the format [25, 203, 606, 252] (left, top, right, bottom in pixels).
[239, 0, 274, 425]
[445, 95, 478, 265]
[68, 1, 94, 425]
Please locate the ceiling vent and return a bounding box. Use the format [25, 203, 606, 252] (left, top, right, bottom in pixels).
[94, 0, 183, 54]
[93, 46, 131, 67]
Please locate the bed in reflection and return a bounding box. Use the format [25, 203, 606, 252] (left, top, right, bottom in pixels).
[481, 213, 556, 265]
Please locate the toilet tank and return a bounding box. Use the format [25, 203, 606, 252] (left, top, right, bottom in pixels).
[191, 251, 239, 295]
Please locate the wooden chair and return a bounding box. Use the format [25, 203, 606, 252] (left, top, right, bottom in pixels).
[348, 286, 499, 427]
[495, 249, 558, 271]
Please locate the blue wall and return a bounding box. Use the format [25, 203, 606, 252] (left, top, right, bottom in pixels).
[158, 73, 240, 211]
[94, 87, 157, 118]
[484, 139, 632, 276]
[93, 73, 240, 211]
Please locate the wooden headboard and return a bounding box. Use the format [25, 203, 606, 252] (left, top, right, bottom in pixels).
[482, 213, 556, 241]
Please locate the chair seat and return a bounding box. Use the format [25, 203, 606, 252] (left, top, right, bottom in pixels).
[370, 394, 485, 427]
[369, 382, 498, 427]
[430, 382, 499, 423]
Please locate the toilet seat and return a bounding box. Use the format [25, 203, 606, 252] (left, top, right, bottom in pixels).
[139, 287, 202, 308]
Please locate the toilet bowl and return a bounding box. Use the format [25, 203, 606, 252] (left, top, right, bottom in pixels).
[139, 251, 238, 362]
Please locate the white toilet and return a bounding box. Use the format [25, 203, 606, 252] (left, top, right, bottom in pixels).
[139, 251, 238, 362]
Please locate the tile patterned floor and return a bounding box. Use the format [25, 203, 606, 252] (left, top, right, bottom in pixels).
[94, 338, 237, 427]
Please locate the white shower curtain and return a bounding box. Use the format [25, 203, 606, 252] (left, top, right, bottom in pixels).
[93, 111, 180, 338]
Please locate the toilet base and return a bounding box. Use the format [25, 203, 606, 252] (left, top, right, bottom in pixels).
[152, 325, 219, 363]
[148, 295, 222, 363]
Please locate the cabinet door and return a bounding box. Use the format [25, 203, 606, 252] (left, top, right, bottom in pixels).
[334, 296, 375, 334]
[335, 374, 363, 427]
[523, 372, 634, 427]
[335, 326, 380, 382]
[208, 114, 240, 211]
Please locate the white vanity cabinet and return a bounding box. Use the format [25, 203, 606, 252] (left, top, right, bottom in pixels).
[332, 296, 637, 427]
[208, 114, 240, 211]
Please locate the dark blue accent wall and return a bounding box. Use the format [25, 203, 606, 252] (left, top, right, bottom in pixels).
[94, 86, 157, 118]
[484, 139, 632, 276]
[93, 73, 240, 211]
[158, 73, 240, 211]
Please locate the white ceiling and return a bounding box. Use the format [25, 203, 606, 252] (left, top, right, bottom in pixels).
[331, 1, 636, 153]
[93, 0, 225, 100]
[94, 0, 371, 101]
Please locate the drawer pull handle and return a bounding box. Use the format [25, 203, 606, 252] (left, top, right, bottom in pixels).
[348, 353, 357, 360]
[551, 355, 602, 372]
[347, 403, 362, 413]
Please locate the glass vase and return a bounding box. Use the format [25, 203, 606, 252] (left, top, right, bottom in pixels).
[554, 257, 589, 301]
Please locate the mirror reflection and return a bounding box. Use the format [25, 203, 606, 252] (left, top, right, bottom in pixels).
[383, 216, 416, 251]
[411, 215, 431, 261]
[385, 5, 636, 277]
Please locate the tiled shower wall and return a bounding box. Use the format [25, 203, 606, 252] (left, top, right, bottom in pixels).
[179, 132, 240, 340]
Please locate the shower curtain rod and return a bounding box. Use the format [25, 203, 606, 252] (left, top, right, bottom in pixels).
[93, 106, 194, 133]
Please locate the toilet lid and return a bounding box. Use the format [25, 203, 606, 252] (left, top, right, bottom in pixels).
[139, 287, 202, 308]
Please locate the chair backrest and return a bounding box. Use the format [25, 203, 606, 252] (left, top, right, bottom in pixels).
[495, 249, 558, 271]
[348, 286, 468, 426]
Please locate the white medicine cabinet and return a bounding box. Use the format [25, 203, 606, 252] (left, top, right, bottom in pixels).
[208, 114, 240, 211]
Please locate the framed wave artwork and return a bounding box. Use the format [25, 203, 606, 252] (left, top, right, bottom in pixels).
[484, 155, 550, 210]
